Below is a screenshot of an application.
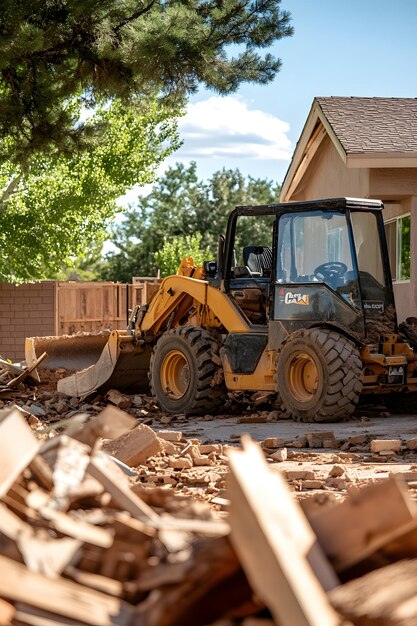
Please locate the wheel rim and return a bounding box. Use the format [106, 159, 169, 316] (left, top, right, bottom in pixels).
[287, 352, 319, 403]
[160, 350, 190, 399]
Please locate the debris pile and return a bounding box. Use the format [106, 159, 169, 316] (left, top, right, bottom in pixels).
[0, 406, 259, 626]
[0, 352, 46, 395]
[2, 403, 417, 625]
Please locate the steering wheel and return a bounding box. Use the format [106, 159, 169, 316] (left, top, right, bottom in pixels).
[314, 262, 347, 281]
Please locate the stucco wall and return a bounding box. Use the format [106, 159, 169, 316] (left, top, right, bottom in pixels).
[370, 168, 417, 199]
[290, 136, 369, 201]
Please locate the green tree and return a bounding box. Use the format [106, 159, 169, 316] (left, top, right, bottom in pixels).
[155, 233, 208, 277]
[0, 99, 180, 282]
[101, 162, 281, 281]
[0, 0, 292, 163]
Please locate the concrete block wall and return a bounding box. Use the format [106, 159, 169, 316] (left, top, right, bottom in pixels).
[0, 282, 57, 362]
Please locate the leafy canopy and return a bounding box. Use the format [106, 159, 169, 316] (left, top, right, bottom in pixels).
[155, 233, 208, 277]
[0, 99, 180, 282]
[0, 0, 292, 162]
[100, 161, 281, 281]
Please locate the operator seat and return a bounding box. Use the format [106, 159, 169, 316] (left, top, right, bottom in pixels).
[243, 246, 273, 277]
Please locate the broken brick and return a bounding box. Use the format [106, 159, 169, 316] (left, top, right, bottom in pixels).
[371, 439, 402, 453]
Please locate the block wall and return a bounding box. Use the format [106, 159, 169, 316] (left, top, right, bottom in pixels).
[0, 282, 56, 362]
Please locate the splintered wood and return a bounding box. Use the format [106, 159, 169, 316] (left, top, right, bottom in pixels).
[0, 407, 244, 626]
[3, 405, 417, 626]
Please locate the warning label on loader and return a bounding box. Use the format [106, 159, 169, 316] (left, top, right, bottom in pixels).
[363, 300, 384, 314]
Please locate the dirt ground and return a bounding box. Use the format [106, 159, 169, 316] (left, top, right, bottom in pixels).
[174, 412, 417, 445]
[3, 364, 417, 506]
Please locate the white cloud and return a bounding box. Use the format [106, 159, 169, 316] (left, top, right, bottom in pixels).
[176, 95, 292, 161]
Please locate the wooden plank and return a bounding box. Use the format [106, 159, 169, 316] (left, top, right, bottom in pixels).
[87, 453, 158, 521]
[29, 455, 54, 491]
[16, 534, 82, 577]
[65, 566, 123, 597]
[286, 123, 327, 199]
[0, 408, 39, 497]
[330, 558, 417, 625]
[38, 506, 114, 548]
[227, 436, 339, 626]
[0, 555, 133, 626]
[307, 478, 417, 571]
[4, 351, 47, 389]
[0, 599, 14, 626]
[14, 603, 88, 626]
[89, 454, 229, 536]
[0, 502, 32, 541]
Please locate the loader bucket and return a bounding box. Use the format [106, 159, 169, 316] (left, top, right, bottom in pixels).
[25, 331, 112, 371]
[56, 330, 152, 398]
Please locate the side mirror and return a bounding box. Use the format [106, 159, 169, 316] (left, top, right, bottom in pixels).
[203, 260, 218, 278]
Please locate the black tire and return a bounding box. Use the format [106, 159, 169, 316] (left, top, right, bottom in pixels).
[276, 328, 363, 423]
[385, 392, 417, 415]
[149, 327, 225, 415]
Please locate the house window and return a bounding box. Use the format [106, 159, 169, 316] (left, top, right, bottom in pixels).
[384, 214, 411, 282]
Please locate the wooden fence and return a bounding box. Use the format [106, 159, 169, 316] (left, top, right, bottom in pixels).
[0, 279, 161, 361]
[56, 280, 161, 335]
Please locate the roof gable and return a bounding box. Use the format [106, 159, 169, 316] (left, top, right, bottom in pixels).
[281, 97, 417, 201]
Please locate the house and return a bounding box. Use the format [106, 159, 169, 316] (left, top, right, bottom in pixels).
[280, 97, 417, 322]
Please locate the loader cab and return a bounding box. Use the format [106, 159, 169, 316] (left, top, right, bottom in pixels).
[222, 198, 396, 339]
[222, 206, 277, 325]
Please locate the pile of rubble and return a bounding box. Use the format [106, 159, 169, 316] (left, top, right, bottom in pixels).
[2, 401, 417, 625]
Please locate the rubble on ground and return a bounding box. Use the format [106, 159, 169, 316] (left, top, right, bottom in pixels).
[3, 358, 417, 623]
[2, 404, 417, 625]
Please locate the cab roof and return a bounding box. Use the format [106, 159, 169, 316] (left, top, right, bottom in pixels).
[235, 197, 383, 215]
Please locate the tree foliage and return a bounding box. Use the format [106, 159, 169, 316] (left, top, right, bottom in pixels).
[0, 99, 180, 282]
[0, 0, 292, 162]
[155, 233, 208, 277]
[101, 162, 281, 281]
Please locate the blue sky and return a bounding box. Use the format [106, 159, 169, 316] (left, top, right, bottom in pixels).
[160, 0, 417, 187]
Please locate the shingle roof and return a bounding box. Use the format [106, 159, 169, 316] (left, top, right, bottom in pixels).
[316, 97, 417, 154]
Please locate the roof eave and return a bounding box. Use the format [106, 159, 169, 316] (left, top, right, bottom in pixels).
[346, 153, 417, 168]
[280, 99, 347, 202]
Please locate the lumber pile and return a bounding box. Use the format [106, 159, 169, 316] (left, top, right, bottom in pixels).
[3, 406, 417, 625]
[0, 406, 261, 626]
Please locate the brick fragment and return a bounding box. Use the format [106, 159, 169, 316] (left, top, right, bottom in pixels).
[347, 435, 368, 446]
[305, 431, 336, 448]
[267, 410, 281, 422]
[160, 439, 177, 455]
[167, 457, 193, 470]
[271, 448, 287, 462]
[103, 423, 163, 466]
[406, 438, 417, 451]
[157, 430, 182, 442]
[284, 470, 315, 481]
[262, 437, 286, 449]
[198, 444, 223, 454]
[329, 464, 345, 478]
[105, 389, 132, 410]
[370, 439, 402, 453]
[237, 415, 268, 424]
[302, 480, 325, 489]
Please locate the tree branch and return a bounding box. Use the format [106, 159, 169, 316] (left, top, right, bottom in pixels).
[113, 0, 157, 34]
[0, 174, 22, 209]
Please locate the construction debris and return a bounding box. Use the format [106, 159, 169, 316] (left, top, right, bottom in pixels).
[4, 355, 417, 624]
[0, 407, 249, 626]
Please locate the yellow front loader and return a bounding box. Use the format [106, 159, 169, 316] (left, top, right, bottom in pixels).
[27, 198, 417, 422]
